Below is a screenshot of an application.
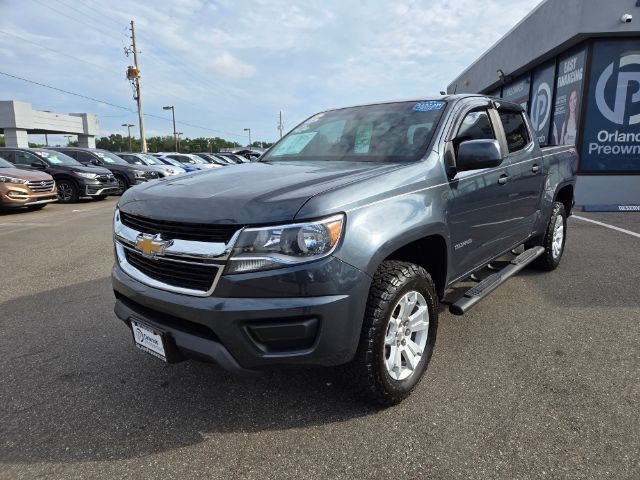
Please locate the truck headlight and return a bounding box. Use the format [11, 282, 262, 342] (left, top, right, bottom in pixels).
[226, 214, 344, 274]
[0, 175, 28, 184]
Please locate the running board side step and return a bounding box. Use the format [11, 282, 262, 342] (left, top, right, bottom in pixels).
[449, 246, 545, 315]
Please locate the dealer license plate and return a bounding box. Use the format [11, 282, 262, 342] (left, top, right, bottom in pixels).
[131, 320, 166, 361]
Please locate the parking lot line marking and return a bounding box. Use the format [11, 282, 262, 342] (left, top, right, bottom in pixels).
[572, 215, 640, 239]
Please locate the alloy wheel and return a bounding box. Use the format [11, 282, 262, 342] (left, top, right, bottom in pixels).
[384, 290, 430, 381]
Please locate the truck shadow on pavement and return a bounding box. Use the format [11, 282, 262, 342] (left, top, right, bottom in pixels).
[0, 277, 378, 465]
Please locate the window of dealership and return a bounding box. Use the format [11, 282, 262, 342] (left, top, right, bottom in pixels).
[487, 38, 640, 177]
[448, 0, 639, 208]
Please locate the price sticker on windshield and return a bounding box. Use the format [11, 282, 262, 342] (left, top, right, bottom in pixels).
[412, 101, 445, 112]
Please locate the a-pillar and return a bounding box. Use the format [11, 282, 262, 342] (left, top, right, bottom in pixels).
[3, 128, 29, 147]
[77, 135, 96, 148]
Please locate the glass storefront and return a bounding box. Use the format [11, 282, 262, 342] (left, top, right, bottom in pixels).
[487, 38, 640, 174]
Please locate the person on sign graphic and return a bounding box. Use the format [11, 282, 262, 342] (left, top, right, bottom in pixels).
[559, 89, 578, 145]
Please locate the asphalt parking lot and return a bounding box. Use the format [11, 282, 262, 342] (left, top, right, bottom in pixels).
[1, 198, 638, 479]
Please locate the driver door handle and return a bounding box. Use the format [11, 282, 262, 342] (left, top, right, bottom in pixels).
[498, 174, 508, 185]
[532, 164, 540, 173]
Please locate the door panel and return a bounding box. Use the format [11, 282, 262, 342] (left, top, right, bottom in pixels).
[448, 165, 513, 279]
[497, 110, 544, 241]
[447, 108, 514, 279]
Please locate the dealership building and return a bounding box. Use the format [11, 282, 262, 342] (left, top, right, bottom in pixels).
[448, 0, 640, 207]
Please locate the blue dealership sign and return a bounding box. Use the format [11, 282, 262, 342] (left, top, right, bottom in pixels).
[581, 39, 640, 173]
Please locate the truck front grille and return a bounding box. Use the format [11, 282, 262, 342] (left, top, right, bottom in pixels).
[120, 212, 241, 243]
[27, 180, 55, 192]
[124, 249, 220, 292]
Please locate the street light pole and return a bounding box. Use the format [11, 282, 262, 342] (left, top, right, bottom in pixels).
[163, 105, 178, 152]
[122, 123, 135, 151]
[64, 135, 73, 146]
[244, 127, 251, 148]
[176, 132, 183, 152]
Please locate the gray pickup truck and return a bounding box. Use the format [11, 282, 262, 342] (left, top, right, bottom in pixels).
[112, 95, 578, 405]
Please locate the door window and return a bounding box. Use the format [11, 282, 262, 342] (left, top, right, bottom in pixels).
[14, 151, 41, 166]
[498, 111, 530, 153]
[454, 110, 495, 153]
[77, 151, 97, 163]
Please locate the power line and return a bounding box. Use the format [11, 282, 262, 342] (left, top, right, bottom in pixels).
[0, 70, 134, 111]
[29, 0, 122, 42]
[0, 30, 110, 70]
[0, 70, 245, 138]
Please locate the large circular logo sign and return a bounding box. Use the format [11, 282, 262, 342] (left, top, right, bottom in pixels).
[530, 82, 551, 131]
[595, 54, 640, 126]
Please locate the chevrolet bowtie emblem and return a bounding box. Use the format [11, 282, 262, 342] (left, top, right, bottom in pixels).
[135, 233, 173, 257]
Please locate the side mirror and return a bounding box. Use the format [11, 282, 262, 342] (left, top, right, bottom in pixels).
[455, 139, 502, 172]
[90, 159, 100, 166]
[31, 161, 46, 169]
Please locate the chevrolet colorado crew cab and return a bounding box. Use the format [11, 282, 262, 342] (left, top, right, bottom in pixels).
[112, 95, 577, 405]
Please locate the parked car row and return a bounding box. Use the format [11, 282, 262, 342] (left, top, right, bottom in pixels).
[0, 146, 259, 211]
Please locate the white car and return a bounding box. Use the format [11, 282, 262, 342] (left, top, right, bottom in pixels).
[119, 152, 186, 176]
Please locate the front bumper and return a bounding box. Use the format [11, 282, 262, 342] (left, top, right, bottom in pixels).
[0, 186, 58, 207]
[112, 256, 371, 371]
[85, 184, 119, 196]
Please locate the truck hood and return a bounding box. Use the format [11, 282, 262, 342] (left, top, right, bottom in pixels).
[118, 161, 402, 224]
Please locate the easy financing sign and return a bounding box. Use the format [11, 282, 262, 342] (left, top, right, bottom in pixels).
[581, 39, 640, 173]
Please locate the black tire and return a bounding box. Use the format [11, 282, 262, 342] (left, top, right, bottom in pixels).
[56, 179, 79, 203]
[527, 201, 567, 271]
[350, 260, 438, 406]
[115, 175, 129, 195]
[93, 195, 108, 201]
[27, 204, 47, 211]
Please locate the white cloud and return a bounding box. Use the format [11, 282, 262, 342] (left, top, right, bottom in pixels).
[208, 52, 256, 78]
[1, 0, 544, 141]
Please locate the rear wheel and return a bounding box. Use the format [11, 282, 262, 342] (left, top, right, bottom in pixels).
[350, 260, 438, 406]
[527, 201, 566, 271]
[56, 179, 79, 203]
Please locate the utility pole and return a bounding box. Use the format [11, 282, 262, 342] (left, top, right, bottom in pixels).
[125, 20, 147, 152]
[122, 123, 134, 151]
[278, 111, 284, 138]
[244, 127, 251, 147]
[163, 105, 178, 151]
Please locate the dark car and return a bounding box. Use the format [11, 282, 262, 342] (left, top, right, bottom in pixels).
[0, 147, 118, 203]
[50, 147, 160, 194]
[193, 153, 232, 166]
[112, 95, 577, 405]
[215, 153, 248, 164]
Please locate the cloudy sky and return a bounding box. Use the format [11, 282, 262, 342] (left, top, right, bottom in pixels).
[1, 0, 541, 146]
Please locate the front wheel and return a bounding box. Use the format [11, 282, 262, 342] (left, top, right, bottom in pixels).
[114, 175, 129, 195]
[350, 260, 438, 406]
[528, 201, 567, 271]
[56, 179, 79, 203]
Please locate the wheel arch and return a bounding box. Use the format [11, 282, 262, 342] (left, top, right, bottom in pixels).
[554, 183, 574, 216]
[380, 234, 448, 298]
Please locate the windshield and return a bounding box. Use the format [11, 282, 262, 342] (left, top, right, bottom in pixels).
[95, 151, 128, 165]
[35, 150, 82, 166]
[186, 154, 207, 164]
[263, 100, 447, 163]
[160, 157, 184, 167]
[139, 154, 163, 165]
[0, 157, 14, 168]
